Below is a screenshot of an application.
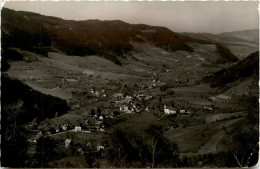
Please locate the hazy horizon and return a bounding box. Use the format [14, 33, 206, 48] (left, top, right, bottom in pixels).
[3, 1, 259, 34]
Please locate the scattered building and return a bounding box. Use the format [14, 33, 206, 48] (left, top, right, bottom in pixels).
[45, 131, 51, 135]
[75, 126, 82, 132]
[99, 115, 104, 121]
[180, 109, 186, 113]
[61, 124, 68, 131]
[77, 148, 84, 155]
[97, 145, 104, 151]
[164, 105, 176, 115]
[114, 93, 124, 99]
[28, 132, 42, 143]
[120, 105, 132, 113]
[65, 139, 72, 148]
[204, 106, 213, 110]
[95, 91, 101, 97]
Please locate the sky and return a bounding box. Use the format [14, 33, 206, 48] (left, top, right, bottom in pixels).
[3, 1, 259, 34]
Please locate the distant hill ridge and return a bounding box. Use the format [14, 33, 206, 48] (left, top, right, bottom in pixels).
[182, 29, 259, 44]
[204, 51, 259, 87]
[2, 7, 212, 65]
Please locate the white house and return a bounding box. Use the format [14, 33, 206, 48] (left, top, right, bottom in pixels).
[65, 139, 72, 148]
[204, 106, 213, 110]
[78, 148, 84, 154]
[95, 91, 101, 97]
[75, 126, 82, 132]
[61, 124, 68, 131]
[99, 116, 104, 121]
[120, 105, 131, 113]
[97, 145, 104, 151]
[164, 109, 176, 115]
[114, 93, 124, 99]
[180, 110, 186, 113]
[164, 105, 176, 115]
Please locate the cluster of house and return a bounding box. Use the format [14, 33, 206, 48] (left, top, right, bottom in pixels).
[64, 138, 105, 153]
[164, 105, 176, 115]
[55, 124, 69, 133]
[119, 104, 141, 114]
[89, 89, 107, 98]
[112, 92, 193, 117]
[113, 93, 152, 114]
[84, 115, 105, 131]
[163, 105, 191, 115]
[28, 131, 42, 143]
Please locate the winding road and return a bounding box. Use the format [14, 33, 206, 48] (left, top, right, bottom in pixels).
[198, 117, 245, 153]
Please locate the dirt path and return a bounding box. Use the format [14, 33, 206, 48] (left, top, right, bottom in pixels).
[198, 117, 245, 153]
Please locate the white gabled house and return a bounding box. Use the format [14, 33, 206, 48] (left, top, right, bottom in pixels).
[61, 124, 68, 131]
[180, 109, 186, 114]
[65, 139, 72, 148]
[164, 105, 176, 115]
[114, 93, 124, 99]
[97, 145, 105, 151]
[99, 115, 104, 121]
[74, 126, 82, 132]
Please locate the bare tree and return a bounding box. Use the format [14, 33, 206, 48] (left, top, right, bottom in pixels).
[151, 139, 163, 168]
[223, 127, 259, 167]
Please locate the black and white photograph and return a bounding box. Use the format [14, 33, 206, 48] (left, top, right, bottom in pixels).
[1, 1, 259, 168]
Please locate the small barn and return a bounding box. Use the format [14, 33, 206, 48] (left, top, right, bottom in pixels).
[114, 93, 124, 99]
[75, 126, 82, 132]
[65, 139, 72, 148]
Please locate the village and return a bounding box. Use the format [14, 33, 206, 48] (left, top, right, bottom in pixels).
[23, 68, 246, 163]
[26, 78, 195, 147]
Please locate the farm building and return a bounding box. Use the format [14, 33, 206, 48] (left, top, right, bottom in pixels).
[74, 126, 82, 132]
[114, 93, 124, 99]
[99, 115, 104, 121]
[65, 139, 72, 148]
[97, 145, 105, 151]
[120, 105, 132, 113]
[164, 109, 176, 115]
[180, 109, 186, 113]
[164, 105, 176, 115]
[61, 124, 68, 131]
[85, 117, 103, 130]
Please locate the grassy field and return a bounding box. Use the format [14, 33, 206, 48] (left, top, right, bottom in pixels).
[215, 117, 248, 152]
[107, 111, 157, 132]
[48, 131, 104, 145]
[49, 156, 86, 168]
[205, 111, 247, 123]
[164, 117, 246, 153]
